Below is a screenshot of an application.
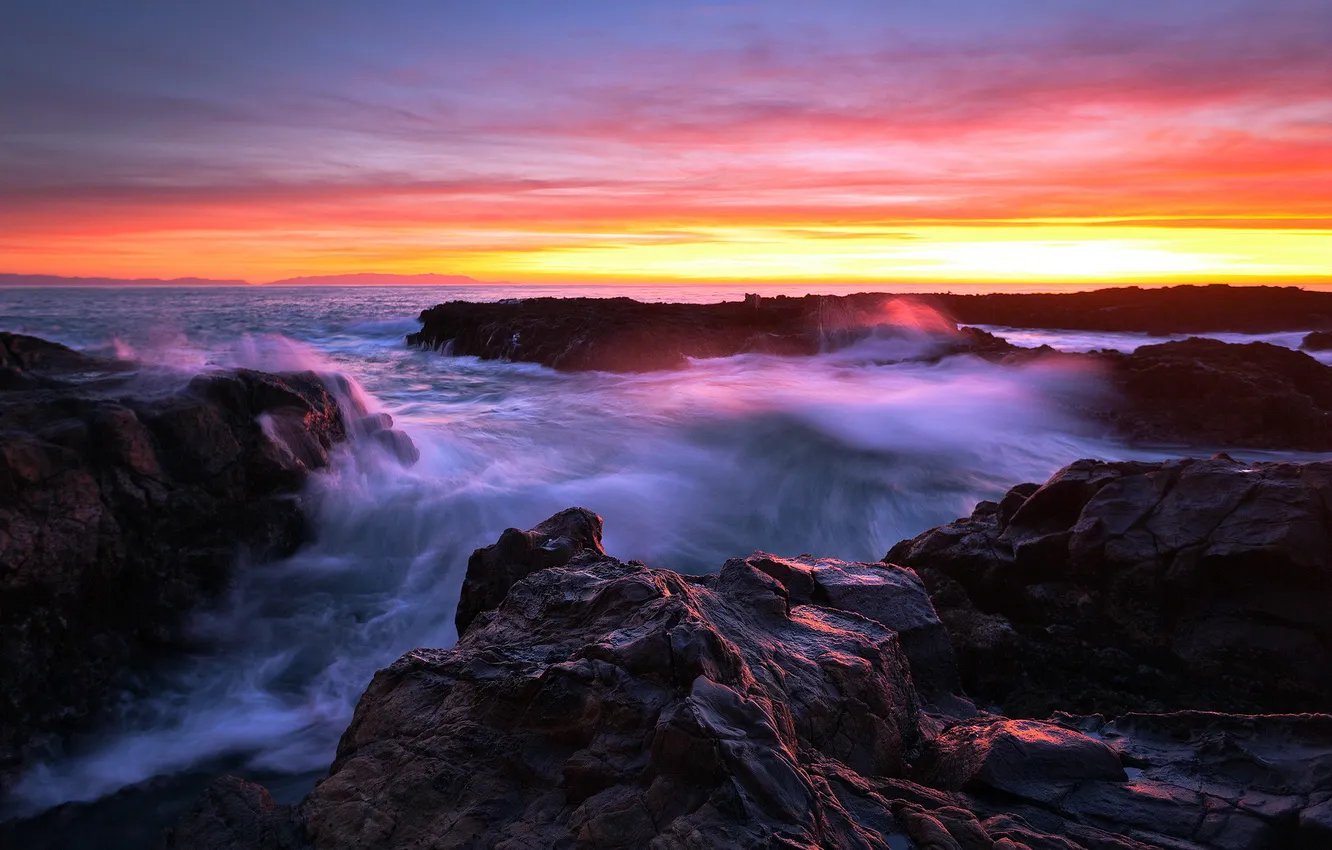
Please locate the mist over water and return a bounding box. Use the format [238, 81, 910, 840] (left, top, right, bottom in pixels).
[2, 284, 1327, 819]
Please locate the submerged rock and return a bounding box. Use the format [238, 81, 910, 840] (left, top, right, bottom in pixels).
[171, 507, 1332, 849]
[0, 334, 417, 788]
[887, 455, 1332, 717]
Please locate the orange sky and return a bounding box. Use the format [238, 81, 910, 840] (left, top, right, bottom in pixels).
[3, 1, 1329, 285]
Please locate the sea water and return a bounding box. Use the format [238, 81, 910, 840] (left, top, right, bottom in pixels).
[1, 284, 1327, 839]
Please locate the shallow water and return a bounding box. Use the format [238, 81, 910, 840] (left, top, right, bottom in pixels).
[2, 284, 1328, 832]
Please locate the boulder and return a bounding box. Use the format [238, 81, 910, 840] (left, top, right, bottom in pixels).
[454, 506, 606, 635]
[887, 456, 1332, 717]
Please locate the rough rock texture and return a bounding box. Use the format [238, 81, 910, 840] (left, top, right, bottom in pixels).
[887, 455, 1332, 718]
[408, 294, 1015, 372]
[454, 506, 606, 636]
[170, 508, 1332, 850]
[0, 334, 413, 787]
[1097, 338, 1332, 451]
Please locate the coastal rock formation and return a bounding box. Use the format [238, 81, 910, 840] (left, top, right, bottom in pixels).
[1302, 331, 1332, 351]
[1097, 338, 1332, 451]
[931, 284, 1332, 335]
[407, 294, 1014, 372]
[169, 507, 1332, 850]
[407, 294, 1332, 451]
[0, 334, 414, 787]
[887, 455, 1332, 718]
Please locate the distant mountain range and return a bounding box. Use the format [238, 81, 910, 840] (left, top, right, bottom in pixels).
[0, 273, 486, 287]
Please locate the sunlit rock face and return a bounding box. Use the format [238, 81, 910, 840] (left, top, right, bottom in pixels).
[888, 455, 1332, 718]
[170, 506, 1332, 850]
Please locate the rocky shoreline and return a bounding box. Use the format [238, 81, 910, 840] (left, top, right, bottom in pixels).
[408, 292, 1332, 452]
[166, 480, 1332, 849]
[0, 334, 415, 789]
[6, 320, 1332, 849]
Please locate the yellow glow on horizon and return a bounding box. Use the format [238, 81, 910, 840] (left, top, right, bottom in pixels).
[3, 220, 1329, 285]
[455, 224, 1332, 283]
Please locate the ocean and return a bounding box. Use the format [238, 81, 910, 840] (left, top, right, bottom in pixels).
[2, 283, 1328, 842]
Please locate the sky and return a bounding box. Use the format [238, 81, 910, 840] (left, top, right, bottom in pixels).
[2, 0, 1330, 285]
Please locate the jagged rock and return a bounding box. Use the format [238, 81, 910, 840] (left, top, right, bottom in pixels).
[454, 506, 606, 635]
[0, 335, 364, 787]
[302, 553, 925, 848]
[744, 552, 962, 701]
[887, 456, 1332, 717]
[169, 508, 1332, 850]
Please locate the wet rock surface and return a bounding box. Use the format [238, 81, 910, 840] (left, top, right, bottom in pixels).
[887, 455, 1332, 719]
[170, 506, 1332, 850]
[0, 334, 413, 788]
[407, 294, 1016, 372]
[408, 294, 1332, 452]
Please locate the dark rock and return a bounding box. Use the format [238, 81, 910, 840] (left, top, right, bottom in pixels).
[170, 509, 1332, 849]
[1097, 338, 1332, 451]
[887, 456, 1332, 717]
[407, 295, 1332, 451]
[920, 716, 1126, 804]
[1301, 331, 1332, 352]
[454, 506, 606, 636]
[931, 284, 1332, 335]
[160, 776, 304, 850]
[0, 337, 357, 788]
[407, 294, 1016, 372]
[300, 553, 924, 848]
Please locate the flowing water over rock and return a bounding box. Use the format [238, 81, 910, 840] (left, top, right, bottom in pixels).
[2, 285, 1328, 841]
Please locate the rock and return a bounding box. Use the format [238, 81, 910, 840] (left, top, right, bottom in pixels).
[407, 296, 1332, 452]
[0, 336, 357, 788]
[1301, 331, 1332, 351]
[930, 284, 1332, 335]
[1299, 799, 1332, 849]
[300, 553, 925, 848]
[454, 506, 606, 636]
[160, 776, 304, 850]
[1097, 338, 1332, 451]
[170, 509, 1332, 850]
[887, 456, 1332, 716]
[407, 294, 1015, 372]
[920, 717, 1126, 804]
[745, 552, 962, 700]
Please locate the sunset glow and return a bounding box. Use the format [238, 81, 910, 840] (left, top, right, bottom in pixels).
[3, 1, 1329, 284]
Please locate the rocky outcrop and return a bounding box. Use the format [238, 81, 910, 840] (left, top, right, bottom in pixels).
[932, 284, 1332, 335]
[1096, 338, 1332, 451]
[1302, 331, 1332, 352]
[407, 294, 1015, 372]
[407, 295, 1332, 451]
[0, 334, 414, 787]
[887, 455, 1332, 718]
[169, 508, 1332, 849]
